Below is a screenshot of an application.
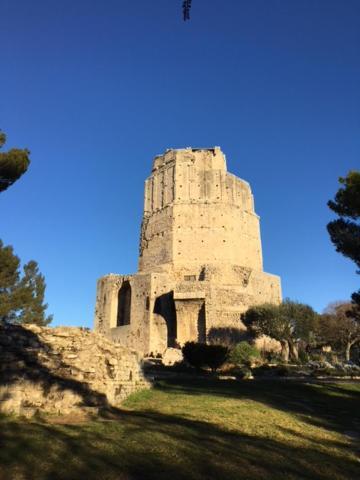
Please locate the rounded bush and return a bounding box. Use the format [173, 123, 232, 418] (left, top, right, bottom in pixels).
[229, 341, 260, 367]
[182, 342, 228, 372]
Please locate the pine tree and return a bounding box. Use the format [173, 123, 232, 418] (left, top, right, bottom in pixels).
[0, 240, 52, 326]
[0, 240, 22, 322]
[18, 261, 53, 325]
[0, 130, 30, 193]
[327, 170, 360, 314]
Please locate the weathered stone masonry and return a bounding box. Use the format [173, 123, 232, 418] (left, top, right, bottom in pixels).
[0, 324, 149, 416]
[95, 147, 282, 355]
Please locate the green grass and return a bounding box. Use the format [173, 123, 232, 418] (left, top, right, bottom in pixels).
[0, 379, 359, 479]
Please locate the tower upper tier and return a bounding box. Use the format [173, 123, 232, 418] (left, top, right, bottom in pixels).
[138, 148, 263, 273]
[143, 147, 255, 213]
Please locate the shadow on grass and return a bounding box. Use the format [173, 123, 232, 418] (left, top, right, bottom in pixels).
[0, 326, 359, 480]
[156, 377, 360, 436]
[0, 405, 358, 480]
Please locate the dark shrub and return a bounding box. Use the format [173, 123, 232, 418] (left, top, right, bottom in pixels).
[276, 366, 290, 376]
[182, 342, 228, 372]
[252, 364, 273, 377]
[182, 342, 207, 369]
[204, 345, 229, 372]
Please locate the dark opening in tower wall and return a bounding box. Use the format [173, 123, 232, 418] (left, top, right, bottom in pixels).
[117, 281, 131, 326]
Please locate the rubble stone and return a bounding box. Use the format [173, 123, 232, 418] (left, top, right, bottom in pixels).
[0, 324, 150, 416]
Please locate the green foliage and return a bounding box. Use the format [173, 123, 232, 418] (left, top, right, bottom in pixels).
[352, 290, 360, 310]
[281, 300, 318, 343]
[229, 341, 260, 367]
[243, 300, 317, 344]
[328, 220, 360, 270]
[0, 131, 30, 193]
[243, 303, 280, 339]
[0, 239, 52, 326]
[327, 170, 360, 315]
[182, 342, 228, 372]
[0, 241, 22, 321]
[243, 300, 318, 362]
[18, 261, 52, 325]
[328, 171, 360, 221]
[298, 349, 309, 364]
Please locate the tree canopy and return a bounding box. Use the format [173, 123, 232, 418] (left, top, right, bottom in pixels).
[243, 299, 318, 362]
[0, 239, 52, 326]
[327, 170, 360, 313]
[0, 130, 30, 193]
[318, 302, 360, 361]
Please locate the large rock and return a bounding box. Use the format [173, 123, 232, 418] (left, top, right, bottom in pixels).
[162, 347, 183, 366]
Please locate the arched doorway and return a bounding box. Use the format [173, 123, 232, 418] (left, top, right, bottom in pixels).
[117, 281, 131, 326]
[153, 292, 177, 347]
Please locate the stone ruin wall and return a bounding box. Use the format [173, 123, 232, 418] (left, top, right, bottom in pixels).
[0, 324, 150, 417]
[95, 273, 153, 354]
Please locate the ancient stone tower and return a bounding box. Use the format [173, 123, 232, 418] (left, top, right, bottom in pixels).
[94, 147, 281, 355]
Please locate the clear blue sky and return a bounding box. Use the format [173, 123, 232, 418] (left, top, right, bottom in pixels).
[1, 0, 359, 327]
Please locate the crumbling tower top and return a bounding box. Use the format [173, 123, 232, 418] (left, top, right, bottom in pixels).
[152, 146, 226, 173]
[139, 147, 263, 273]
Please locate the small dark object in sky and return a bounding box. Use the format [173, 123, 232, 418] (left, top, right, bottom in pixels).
[183, 0, 192, 21]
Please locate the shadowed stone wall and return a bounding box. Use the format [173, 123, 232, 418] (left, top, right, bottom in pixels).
[0, 324, 150, 416]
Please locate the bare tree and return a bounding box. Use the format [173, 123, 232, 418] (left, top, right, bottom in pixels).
[319, 302, 360, 361]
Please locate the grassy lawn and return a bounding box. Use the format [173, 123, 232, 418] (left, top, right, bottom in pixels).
[0, 378, 359, 480]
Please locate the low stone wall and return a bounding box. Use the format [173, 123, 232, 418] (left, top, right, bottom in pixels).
[0, 324, 150, 416]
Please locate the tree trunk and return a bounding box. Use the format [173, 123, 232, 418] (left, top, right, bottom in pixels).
[280, 340, 289, 363]
[289, 341, 299, 361]
[345, 340, 356, 362]
[345, 342, 351, 362]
